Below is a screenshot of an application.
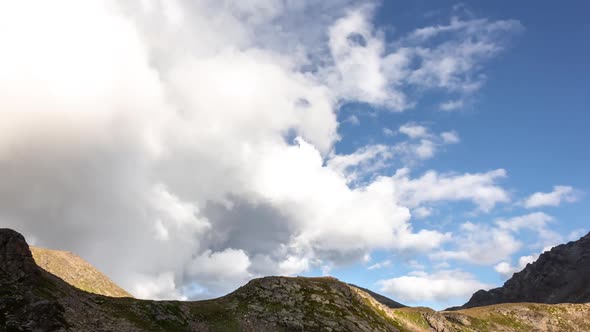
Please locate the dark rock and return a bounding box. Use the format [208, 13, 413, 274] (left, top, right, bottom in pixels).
[0, 229, 68, 331]
[0, 228, 39, 280]
[457, 231, 590, 309]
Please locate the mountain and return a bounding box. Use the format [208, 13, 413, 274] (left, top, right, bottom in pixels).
[2, 228, 590, 331]
[348, 284, 405, 309]
[30, 246, 132, 298]
[457, 231, 590, 309]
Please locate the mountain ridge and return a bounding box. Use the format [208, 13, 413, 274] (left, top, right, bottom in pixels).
[2, 228, 590, 331]
[455, 231, 590, 310]
[30, 246, 132, 298]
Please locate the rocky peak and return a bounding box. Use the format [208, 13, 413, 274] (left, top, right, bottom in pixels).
[227, 276, 401, 331]
[458, 231, 590, 309]
[0, 228, 39, 280]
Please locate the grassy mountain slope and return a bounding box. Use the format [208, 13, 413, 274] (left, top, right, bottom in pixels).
[2, 228, 590, 332]
[30, 246, 132, 298]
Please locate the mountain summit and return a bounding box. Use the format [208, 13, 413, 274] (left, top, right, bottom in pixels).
[458, 231, 590, 309]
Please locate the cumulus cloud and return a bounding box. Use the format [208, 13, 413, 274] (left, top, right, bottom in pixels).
[412, 207, 433, 219]
[432, 213, 562, 266]
[495, 212, 562, 247]
[399, 124, 429, 139]
[431, 222, 522, 265]
[495, 212, 553, 233]
[327, 5, 410, 110]
[378, 270, 491, 303]
[0, 0, 520, 300]
[391, 124, 461, 164]
[344, 115, 360, 126]
[390, 168, 509, 212]
[327, 144, 392, 182]
[132, 272, 187, 301]
[523, 185, 581, 208]
[186, 248, 252, 293]
[324, 8, 522, 111]
[494, 254, 538, 278]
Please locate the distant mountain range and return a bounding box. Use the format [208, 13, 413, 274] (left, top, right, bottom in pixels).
[1, 228, 589, 331]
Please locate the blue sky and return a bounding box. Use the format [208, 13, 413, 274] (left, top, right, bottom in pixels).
[0, 0, 587, 310]
[310, 0, 590, 308]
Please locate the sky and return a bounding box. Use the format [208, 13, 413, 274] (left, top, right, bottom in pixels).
[0, 0, 588, 310]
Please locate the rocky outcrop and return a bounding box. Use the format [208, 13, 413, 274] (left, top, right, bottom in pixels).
[0, 228, 39, 280]
[459, 231, 590, 309]
[227, 276, 400, 331]
[0, 229, 68, 331]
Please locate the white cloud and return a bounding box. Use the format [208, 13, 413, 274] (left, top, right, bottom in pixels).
[131, 272, 187, 301]
[368, 259, 392, 270]
[431, 222, 521, 265]
[0, 0, 519, 300]
[188, 248, 251, 280]
[345, 115, 360, 125]
[407, 260, 425, 270]
[406, 17, 523, 92]
[278, 255, 311, 275]
[412, 207, 433, 219]
[327, 5, 410, 110]
[523, 185, 580, 208]
[392, 124, 461, 163]
[328, 144, 392, 182]
[494, 254, 537, 278]
[440, 131, 460, 144]
[382, 127, 395, 136]
[495, 212, 553, 233]
[568, 228, 588, 241]
[329, 124, 462, 181]
[390, 168, 510, 212]
[433, 213, 561, 266]
[399, 124, 429, 139]
[325, 8, 521, 111]
[414, 139, 436, 159]
[440, 99, 464, 111]
[495, 212, 562, 248]
[378, 270, 491, 303]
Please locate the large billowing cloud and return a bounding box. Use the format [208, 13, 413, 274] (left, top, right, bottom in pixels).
[0, 0, 521, 300]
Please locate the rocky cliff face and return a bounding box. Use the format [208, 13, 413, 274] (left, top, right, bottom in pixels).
[459, 232, 590, 309]
[0, 228, 69, 331]
[0, 228, 39, 280]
